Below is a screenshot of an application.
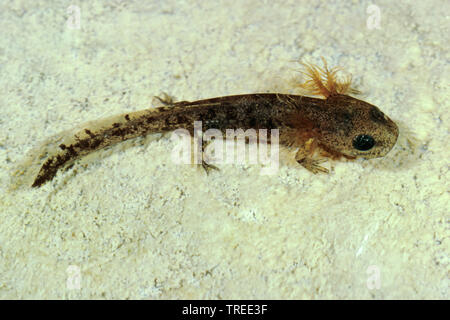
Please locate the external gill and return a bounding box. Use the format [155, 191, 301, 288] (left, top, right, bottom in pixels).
[298, 57, 360, 98]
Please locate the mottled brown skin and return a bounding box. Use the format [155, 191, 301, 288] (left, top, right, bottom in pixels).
[30, 60, 399, 187]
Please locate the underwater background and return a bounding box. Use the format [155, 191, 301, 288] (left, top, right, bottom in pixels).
[0, 0, 448, 299]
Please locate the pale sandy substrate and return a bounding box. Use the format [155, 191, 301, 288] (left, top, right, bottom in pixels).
[0, 1, 448, 299]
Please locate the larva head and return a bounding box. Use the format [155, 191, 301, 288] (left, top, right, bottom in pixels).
[318, 94, 399, 159]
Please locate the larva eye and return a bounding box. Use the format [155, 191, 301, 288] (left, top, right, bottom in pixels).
[353, 134, 375, 151]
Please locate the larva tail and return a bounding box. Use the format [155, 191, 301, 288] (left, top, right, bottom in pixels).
[11, 107, 167, 188]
